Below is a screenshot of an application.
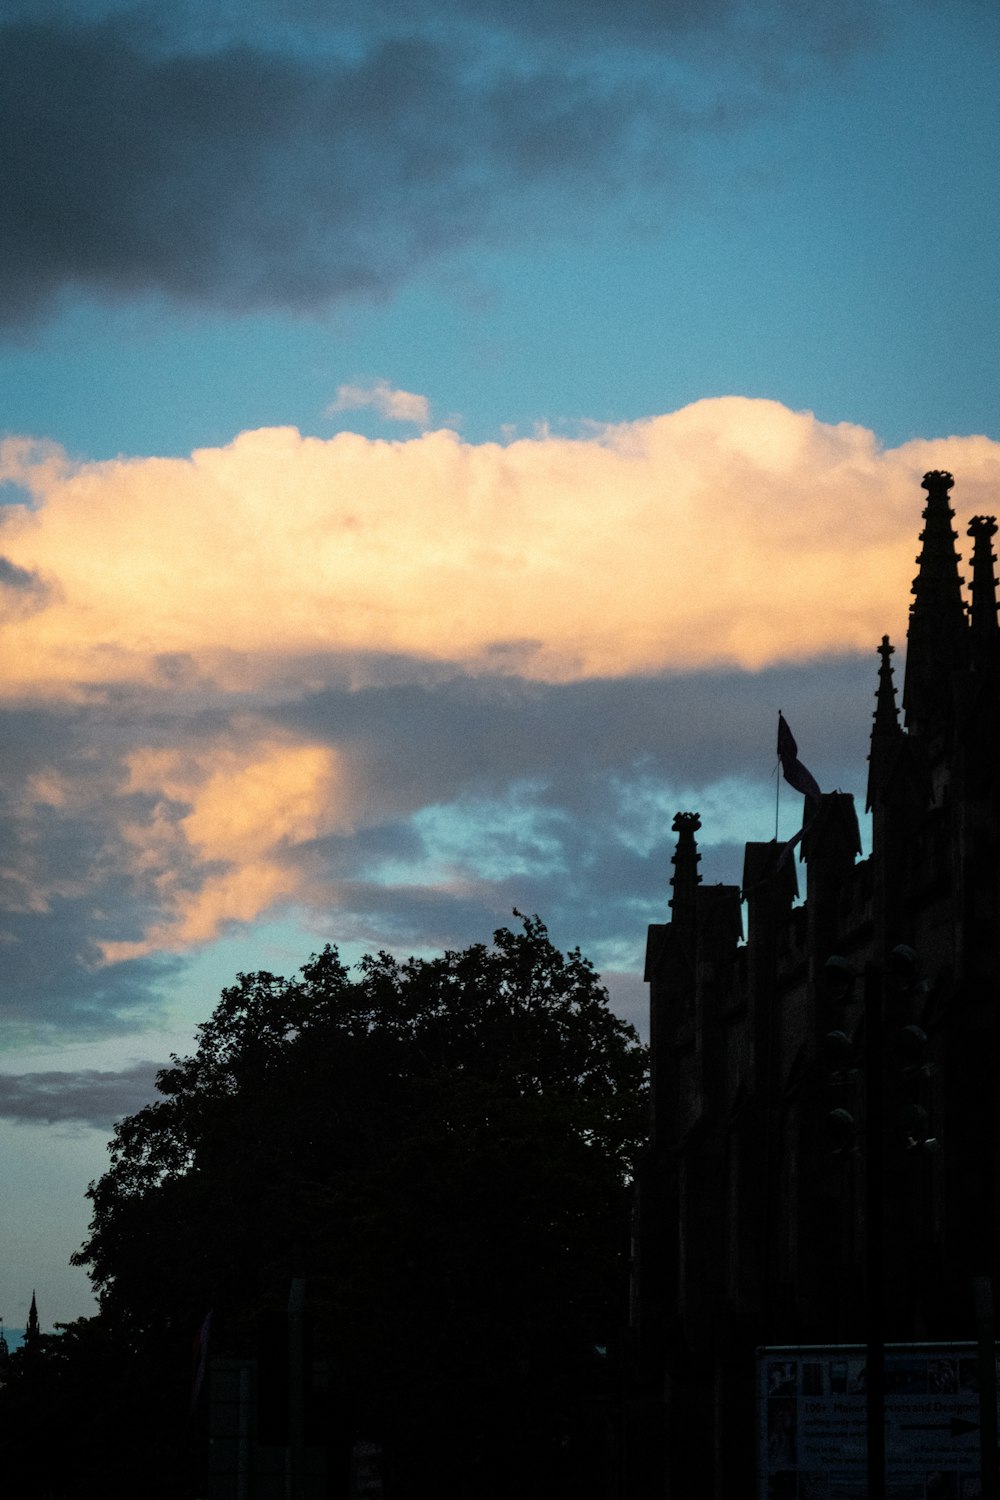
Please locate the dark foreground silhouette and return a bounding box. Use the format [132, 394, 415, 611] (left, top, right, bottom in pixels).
[1, 915, 646, 1499]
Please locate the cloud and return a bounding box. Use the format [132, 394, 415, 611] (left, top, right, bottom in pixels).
[0, 1062, 161, 1127]
[429, 0, 881, 68]
[0, 556, 39, 590]
[4, 0, 879, 56]
[329, 380, 431, 427]
[0, 555, 48, 618]
[2, 399, 998, 695]
[0, 18, 662, 329]
[1, 398, 995, 1037]
[0, 651, 865, 1031]
[100, 731, 351, 961]
[0, 2, 884, 331]
[278, 649, 876, 836]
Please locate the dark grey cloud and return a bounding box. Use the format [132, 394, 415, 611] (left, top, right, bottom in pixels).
[4, 0, 881, 59]
[270, 649, 870, 966]
[0, 1062, 161, 1126]
[0, 0, 886, 332]
[0, 17, 663, 330]
[277, 649, 876, 817]
[0, 557, 40, 591]
[0, 703, 185, 1038]
[0, 899, 183, 1040]
[422, 0, 881, 66]
[0, 557, 48, 617]
[0, 649, 878, 1043]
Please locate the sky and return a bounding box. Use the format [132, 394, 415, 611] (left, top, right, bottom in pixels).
[0, 0, 998, 1330]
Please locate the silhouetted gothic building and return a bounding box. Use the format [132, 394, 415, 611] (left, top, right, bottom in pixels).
[628, 472, 1000, 1496]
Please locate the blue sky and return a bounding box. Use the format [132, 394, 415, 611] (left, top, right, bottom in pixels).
[0, 0, 998, 1327]
[4, 1, 997, 460]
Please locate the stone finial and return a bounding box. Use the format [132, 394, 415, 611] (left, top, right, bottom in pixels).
[867, 635, 903, 810]
[967, 515, 999, 659]
[904, 471, 968, 731]
[671, 811, 701, 835]
[669, 811, 702, 929]
[873, 635, 901, 730]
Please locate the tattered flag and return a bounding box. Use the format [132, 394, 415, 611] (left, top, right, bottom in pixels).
[777, 713, 822, 800]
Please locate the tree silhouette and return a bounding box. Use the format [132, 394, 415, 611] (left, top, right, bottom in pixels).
[72, 914, 647, 1497]
[0, 1315, 195, 1498]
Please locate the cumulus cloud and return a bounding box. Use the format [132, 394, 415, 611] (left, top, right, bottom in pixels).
[0, 397, 995, 1034]
[329, 380, 431, 427]
[2, 399, 998, 695]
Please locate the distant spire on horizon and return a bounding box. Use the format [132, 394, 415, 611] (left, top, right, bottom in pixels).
[23, 1290, 40, 1348]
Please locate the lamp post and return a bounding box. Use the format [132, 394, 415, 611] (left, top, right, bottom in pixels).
[822, 955, 886, 1497]
[823, 957, 885, 1498]
[862, 961, 885, 1500]
[827, 952, 1000, 1499]
[974, 1276, 999, 1500]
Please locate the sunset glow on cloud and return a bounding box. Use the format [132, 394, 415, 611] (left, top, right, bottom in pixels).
[99, 735, 348, 959]
[4, 400, 999, 699]
[3, 400, 997, 962]
[328, 380, 432, 426]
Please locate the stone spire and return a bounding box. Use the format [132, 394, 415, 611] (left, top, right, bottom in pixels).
[23, 1291, 40, 1349]
[873, 634, 902, 735]
[902, 470, 968, 732]
[867, 634, 903, 810]
[669, 812, 702, 936]
[967, 514, 999, 668]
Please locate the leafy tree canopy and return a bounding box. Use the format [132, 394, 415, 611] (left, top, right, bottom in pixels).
[73, 914, 648, 1497]
[0, 1317, 193, 1499]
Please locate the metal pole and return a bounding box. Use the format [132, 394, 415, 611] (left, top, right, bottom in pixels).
[238, 1362, 252, 1500]
[864, 962, 885, 1500]
[975, 1276, 999, 1500]
[287, 1276, 306, 1500]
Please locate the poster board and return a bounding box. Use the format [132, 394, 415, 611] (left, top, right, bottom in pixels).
[757, 1343, 1000, 1500]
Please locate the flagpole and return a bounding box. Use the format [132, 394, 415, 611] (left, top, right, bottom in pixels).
[774, 711, 781, 840]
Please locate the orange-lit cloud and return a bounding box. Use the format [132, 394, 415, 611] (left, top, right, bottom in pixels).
[98, 733, 348, 959]
[3, 399, 999, 963]
[2, 399, 998, 701]
[328, 379, 432, 427]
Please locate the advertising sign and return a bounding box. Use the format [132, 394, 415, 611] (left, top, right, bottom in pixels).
[758, 1343, 1000, 1500]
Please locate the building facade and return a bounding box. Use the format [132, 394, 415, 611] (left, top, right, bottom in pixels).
[629, 472, 1000, 1495]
